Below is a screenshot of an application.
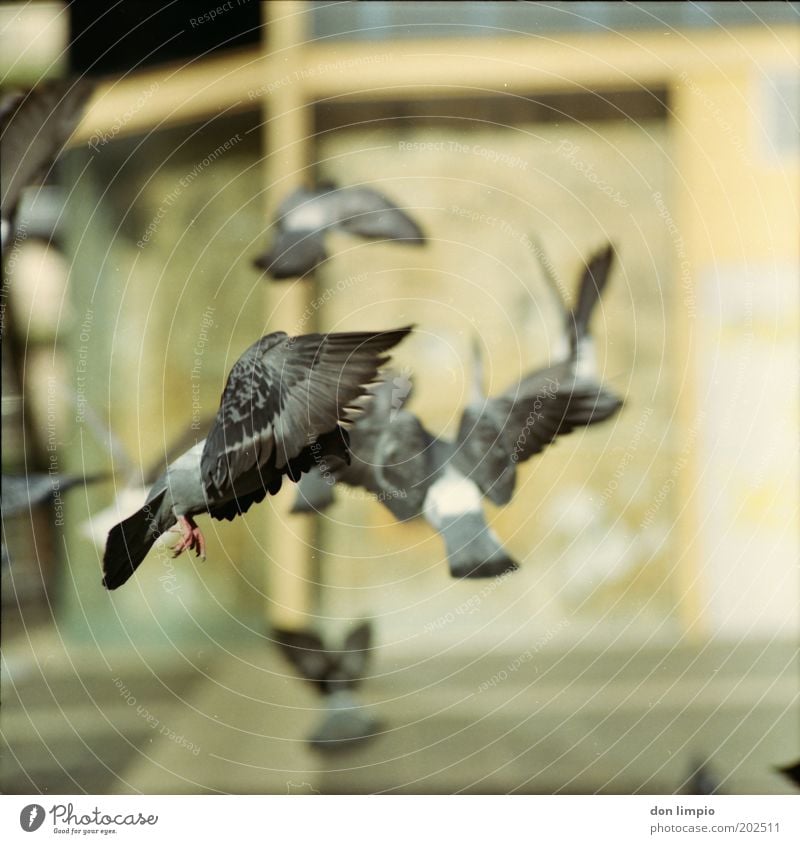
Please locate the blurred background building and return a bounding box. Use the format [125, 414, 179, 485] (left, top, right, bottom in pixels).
[2, 1, 798, 795]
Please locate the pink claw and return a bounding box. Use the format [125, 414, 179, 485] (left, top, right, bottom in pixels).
[171, 515, 207, 561]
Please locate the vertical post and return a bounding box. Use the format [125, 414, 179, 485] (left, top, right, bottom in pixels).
[261, 1, 317, 632]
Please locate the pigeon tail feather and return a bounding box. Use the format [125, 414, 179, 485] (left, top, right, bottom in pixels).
[438, 512, 519, 579]
[308, 690, 381, 753]
[101, 490, 167, 590]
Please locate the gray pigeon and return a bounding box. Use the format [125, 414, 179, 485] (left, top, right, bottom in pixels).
[684, 756, 723, 794]
[1, 79, 94, 248]
[776, 759, 800, 789]
[101, 326, 413, 590]
[2, 471, 107, 517]
[292, 244, 622, 578]
[454, 243, 622, 506]
[274, 620, 382, 752]
[293, 375, 519, 579]
[253, 181, 425, 279]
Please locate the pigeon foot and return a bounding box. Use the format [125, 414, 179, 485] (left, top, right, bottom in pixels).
[171, 515, 206, 559]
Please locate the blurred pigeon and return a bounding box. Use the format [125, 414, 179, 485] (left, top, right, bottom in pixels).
[292, 244, 622, 578]
[776, 759, 800, 789]
[253, 181, 425, 279]
[101, 326, 412, 589]
[289, 458, 336, 513]
[293, 375, 519, 579]
[275, 620, 382, 752]
[2, 471, 107, 517]
[684, 757, 723, 794]
[1, 79, 94, 248]
[454, 243, 622, 506]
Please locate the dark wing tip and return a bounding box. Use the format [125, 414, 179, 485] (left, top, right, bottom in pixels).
[272, 626, 325, 651]
[344, 618, 373, 652]
[592, 241, 616, 270]
[378, 323, 414, 345]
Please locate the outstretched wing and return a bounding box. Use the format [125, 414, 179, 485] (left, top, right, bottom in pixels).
[201, 327, 413, 500]
[1, 79, 94, 237]
[333, 186, 425, 242]
[372, 411, 433, 519]
[455, 378, 619, 505]
[569, 243, 615, 349]
[337, 620, 373, 683]
[273, 629, 330, 684]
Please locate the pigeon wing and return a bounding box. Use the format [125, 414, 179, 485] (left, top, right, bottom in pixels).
[372, 411, 432, 519]
[456, 379, 618, 505]
[1, 80, 93, 233]
[273, 629, 330, 683]
[333, 187, 425, 242]
[337, 620, 373, 682]
[200, 327, 412, 500]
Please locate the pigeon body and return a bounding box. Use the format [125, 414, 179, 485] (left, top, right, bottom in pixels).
[101, 326, 412, 589]
[253, 182, 425, 279]
[1, 79, 93, 248]
[292, 244, 622, 578]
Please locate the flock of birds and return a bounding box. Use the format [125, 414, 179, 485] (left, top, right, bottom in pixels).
[0, 80, 624, 593]
[2, 78, 797, 788]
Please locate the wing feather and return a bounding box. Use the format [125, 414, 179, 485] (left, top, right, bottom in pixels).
[201, 327, 412, 501]
[1, 79, 94, 232]
[455, 378, 620, 505]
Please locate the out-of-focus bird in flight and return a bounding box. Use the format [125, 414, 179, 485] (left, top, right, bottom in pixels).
[1, 79, 94, 249]
[684, 756, 723, 794]
[776, 758, 800, 790]
[101, 326, 413, 590]
[274, 620, 382, 752]
[454, 242, 622, 507]
[293, 244, 622, 578]
[253, 181, 426, 279]
[2, 471, 107, 518]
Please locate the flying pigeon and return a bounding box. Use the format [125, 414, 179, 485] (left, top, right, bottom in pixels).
[274, 620, 382, 752]
[684, 756, 723, 794]
[1, 79, 94, 249]
[253, 181, 426, 279]
[80, 416, 216, 552]
[453, 243, 622, 506]
[292, 373, 519, 579]
[776, 759, 800, 789]
[292, 243, 622, 578]
[2, 471, 107, 518]
[101, 326, 413, 590]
